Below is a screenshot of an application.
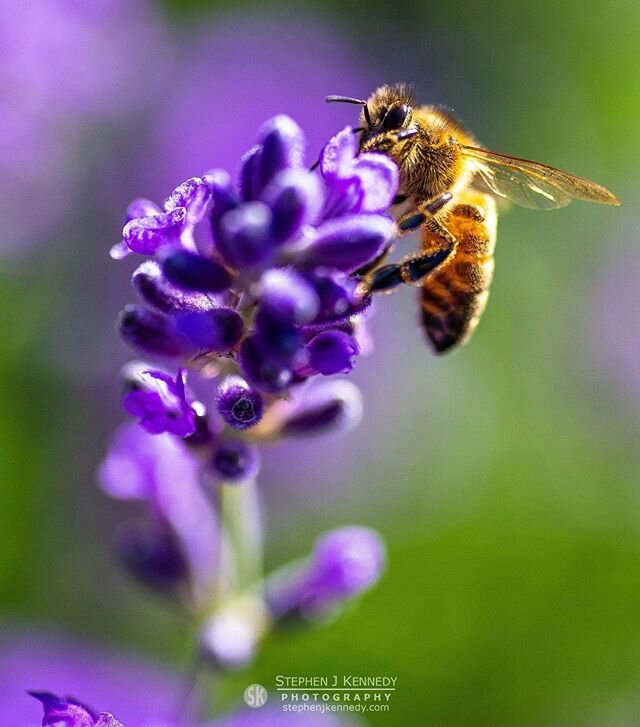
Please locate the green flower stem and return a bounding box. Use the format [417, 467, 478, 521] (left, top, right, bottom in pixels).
[219, 479, 263, 597]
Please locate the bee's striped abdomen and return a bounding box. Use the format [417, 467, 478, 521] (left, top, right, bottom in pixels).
[420, 190, 497, 354]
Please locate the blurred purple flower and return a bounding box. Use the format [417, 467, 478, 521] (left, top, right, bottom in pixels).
[277, 380, 363, 439]
[0, 0, 168, 254]
[97, 423, 219, 609]
[266, 527, 386, 622]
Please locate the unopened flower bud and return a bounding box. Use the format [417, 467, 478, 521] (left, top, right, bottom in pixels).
[217, 376, 264, 431]
[118, 306, 192, 358]
[162, 250, 232, 293]
[211, 438, 260, 482]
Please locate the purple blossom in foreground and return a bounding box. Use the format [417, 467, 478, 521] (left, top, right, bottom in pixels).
[30, 692, 351, 727]
[0, 629, 183, 725]
[31, 692, 122, 727]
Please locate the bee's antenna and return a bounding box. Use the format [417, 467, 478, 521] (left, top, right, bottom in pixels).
[325, 95, 372, 127]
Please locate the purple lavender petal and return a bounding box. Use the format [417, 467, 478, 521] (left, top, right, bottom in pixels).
[238, 146, 261, 203]
[320, 177, 364, 220]
[207, 169, 240, 240]
[300, 215, 395, 272]
[175, 308, 244, 352]
[109, 240, 133, 261]
[28, 692, 62, 715]
[164, 177, 212, 225]
[319, 126, 358, 181]
[306, 330, 360, 375]
[318, 127, 399, 219]
[132, 261, 221, 314]
[252, 115, 306, 197]
[216, 202, 274, 270]
[122, 208, 187, 255]
[262, 169, 324, 243]
[254, 307, 302, 364]
[217, 376, 264, 431]
[124, 198, 162, 222]
[118, 306, 193, 358]
[111, 200, 165, 261]
[354, 154, 400, 213]
[122, 368, 196, 437]
[162, 250, 233, 293]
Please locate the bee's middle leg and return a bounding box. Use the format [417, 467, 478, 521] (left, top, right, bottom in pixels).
[396, 192, 456, 246]
[359, 239, 456, 294]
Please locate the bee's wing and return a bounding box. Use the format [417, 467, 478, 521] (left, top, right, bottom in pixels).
[460, 145, 620, 210]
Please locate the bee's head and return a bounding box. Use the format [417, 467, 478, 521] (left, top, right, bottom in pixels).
[362, 84, 415, 131]
[325, 84, 417, 153]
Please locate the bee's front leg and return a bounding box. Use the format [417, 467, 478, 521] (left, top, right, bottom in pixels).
[397, 193, 456, 246]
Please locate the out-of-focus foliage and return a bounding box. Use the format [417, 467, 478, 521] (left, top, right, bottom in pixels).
[2, 0, 640, 725]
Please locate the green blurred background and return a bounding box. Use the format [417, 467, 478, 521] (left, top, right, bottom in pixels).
[2, 0, 640, 725]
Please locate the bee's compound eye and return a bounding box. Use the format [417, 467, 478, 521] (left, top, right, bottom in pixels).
[382, 104, 410, 130]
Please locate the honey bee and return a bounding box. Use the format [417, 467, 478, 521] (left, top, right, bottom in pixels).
[327, 84, 620, 354]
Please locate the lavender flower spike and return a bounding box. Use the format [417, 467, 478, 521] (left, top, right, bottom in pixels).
[102, 113, 396, 676]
